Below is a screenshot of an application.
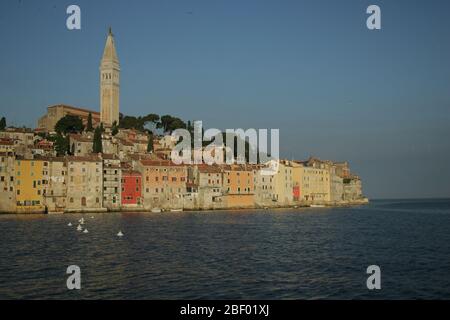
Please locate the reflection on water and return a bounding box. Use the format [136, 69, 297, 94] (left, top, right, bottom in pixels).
[1, 199, 450, 299]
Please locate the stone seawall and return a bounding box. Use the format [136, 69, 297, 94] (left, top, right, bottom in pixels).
[0, 198, 369, 214]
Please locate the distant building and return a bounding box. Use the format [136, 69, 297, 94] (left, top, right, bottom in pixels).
[37, 104, 100, 132]
[66, 156, 103, 212]
[273, 160, 294, 206]
[187, 164, 224, 210]
[102, 154, 122, 210]
[69, 133, 94, 156]
[222, 164, 254, 208]
[42, 157, 67, 213]
[0, 152, 16, 213]
[121, 170, 142, 208]
[343, 175, 363, 201]
[138, 159, 187, 210]
[294, 159, 331, 203]
[253, 164, 276, 207]
[330, 165, 344, 203]
[0, 138, 15, 153]
[15, 158, 46, 213]
[0, 128, 35, 155]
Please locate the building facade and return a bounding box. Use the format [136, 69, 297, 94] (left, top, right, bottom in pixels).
[15, 158, 46, 213]
[38, 105, 100, 133]
[102, 155, 122, 210]
[121, 170, 143, 208]
[42, 157, 67, 213]
[138, 160, 187, 210]
[0, 152, 16, 212]
[66, 156, 103, 212]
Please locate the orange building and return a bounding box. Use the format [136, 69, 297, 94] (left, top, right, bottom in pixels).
[222, 164, 255, 208]
[138, 160, 187, 210]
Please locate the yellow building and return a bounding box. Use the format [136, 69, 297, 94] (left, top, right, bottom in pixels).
[272, 160, 294, 206]
[293, 158, 331, 203]
[15, 158, 47, 213]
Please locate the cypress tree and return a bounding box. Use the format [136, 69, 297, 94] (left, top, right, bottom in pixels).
[86, 113, 93, 132]
[147, 133, 154, 153]
[93, 127, 103, 153]
[0, 117, 6, 130]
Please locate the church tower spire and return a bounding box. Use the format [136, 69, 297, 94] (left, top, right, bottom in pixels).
[100, 27, 120, 127]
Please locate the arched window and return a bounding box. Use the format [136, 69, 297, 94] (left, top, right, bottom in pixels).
[81, 197, 86, 206]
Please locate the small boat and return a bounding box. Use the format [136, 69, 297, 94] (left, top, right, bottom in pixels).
[310, 204, 326, 208]
[170, 209, 183, 212]
[117, 231, 124, 237]
[68, 222, 72, 227]
[79, 218, 85, 225]
[83, 229, 89, 234]
[151, 208, 162, 213]
[77, 225, 83, 231]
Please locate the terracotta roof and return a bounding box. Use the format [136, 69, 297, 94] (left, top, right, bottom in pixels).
[69, 134, 93, 142]
[34, 155, 65, 162]
[0, 140, 14, 146]
[101, 153, 119, 160]
[49, 104, 100, 116]
[2, 128, 34, 133]
[118, 139, 134, 147]
[122, 170, 141, 176]
[221, 164, 254, 172]
[197, 164, 223, 173]
[66, 155, 102, 162]
[140, 159, 186, 167]
[0, 152, 14, 157]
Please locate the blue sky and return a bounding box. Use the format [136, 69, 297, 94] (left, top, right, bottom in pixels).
[0, 0, 450, 199]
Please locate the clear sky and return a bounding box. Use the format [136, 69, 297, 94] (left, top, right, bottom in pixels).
[1, 0, 450, 199]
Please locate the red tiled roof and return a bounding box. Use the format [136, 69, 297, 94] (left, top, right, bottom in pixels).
[140, 159, 186, 167]
[49, 104, 100, 116]
[66, 155, 102, 162]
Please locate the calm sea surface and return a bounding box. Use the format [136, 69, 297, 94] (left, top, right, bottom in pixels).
[1, 199, 450, 299]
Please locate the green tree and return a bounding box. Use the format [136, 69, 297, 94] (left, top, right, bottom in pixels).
[168, 117, 187, 132]
[157, 115, 186, 133]
[147, 133, 154, 152]
[119, 116, 142, 130]
[0, 117, 6, 130]
[55, 115, 84, 134]
[54, 133, 69, 156]
[92, 126, 103, 153]
[111, 121, 119, 136]
[158, 115, 172, 132]
[86, 113, 93, 132]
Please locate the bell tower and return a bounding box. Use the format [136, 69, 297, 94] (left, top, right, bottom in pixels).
[100, 27, 120, 127]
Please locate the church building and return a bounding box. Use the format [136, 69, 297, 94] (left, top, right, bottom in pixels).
[38, 28, 120, 131]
